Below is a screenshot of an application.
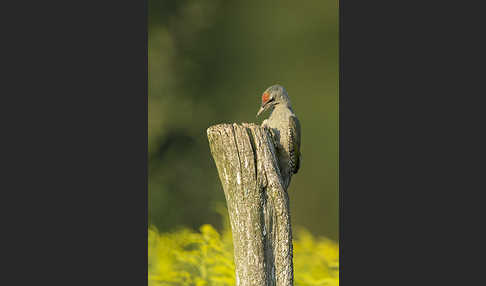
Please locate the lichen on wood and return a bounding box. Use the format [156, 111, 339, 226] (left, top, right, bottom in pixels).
[207, 123, 293, 286]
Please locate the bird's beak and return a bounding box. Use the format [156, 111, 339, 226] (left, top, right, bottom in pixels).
[256, 106, 265, 117]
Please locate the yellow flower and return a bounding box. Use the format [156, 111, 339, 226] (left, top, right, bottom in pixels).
[149, 222, 338, 286]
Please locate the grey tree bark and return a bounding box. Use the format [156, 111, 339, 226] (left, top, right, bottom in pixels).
[207, 123, 293, 286]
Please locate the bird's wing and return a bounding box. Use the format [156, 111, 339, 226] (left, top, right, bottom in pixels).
[289, 115, 301, 174]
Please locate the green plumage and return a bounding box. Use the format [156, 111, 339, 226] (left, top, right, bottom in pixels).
[257, 84, 301, 189]
[289, 115, 301, 174]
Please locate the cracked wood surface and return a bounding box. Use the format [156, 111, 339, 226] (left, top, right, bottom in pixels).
[207, 123, 293, 286]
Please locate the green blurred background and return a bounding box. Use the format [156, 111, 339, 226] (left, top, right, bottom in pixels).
[149, 0, 339, 241]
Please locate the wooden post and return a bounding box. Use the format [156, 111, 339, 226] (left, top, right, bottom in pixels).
[207, 123, 293, 286]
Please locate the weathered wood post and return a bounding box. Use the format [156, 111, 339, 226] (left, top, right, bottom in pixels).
[207, 123, 293, 286]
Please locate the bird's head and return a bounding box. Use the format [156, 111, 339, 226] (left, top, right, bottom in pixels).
[256, 84, 291, 117]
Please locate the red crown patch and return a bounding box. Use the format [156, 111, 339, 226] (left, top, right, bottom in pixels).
[262, 92, 270, 103]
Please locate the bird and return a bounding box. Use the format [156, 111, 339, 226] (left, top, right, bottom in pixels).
[256, 84, 301, 190]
